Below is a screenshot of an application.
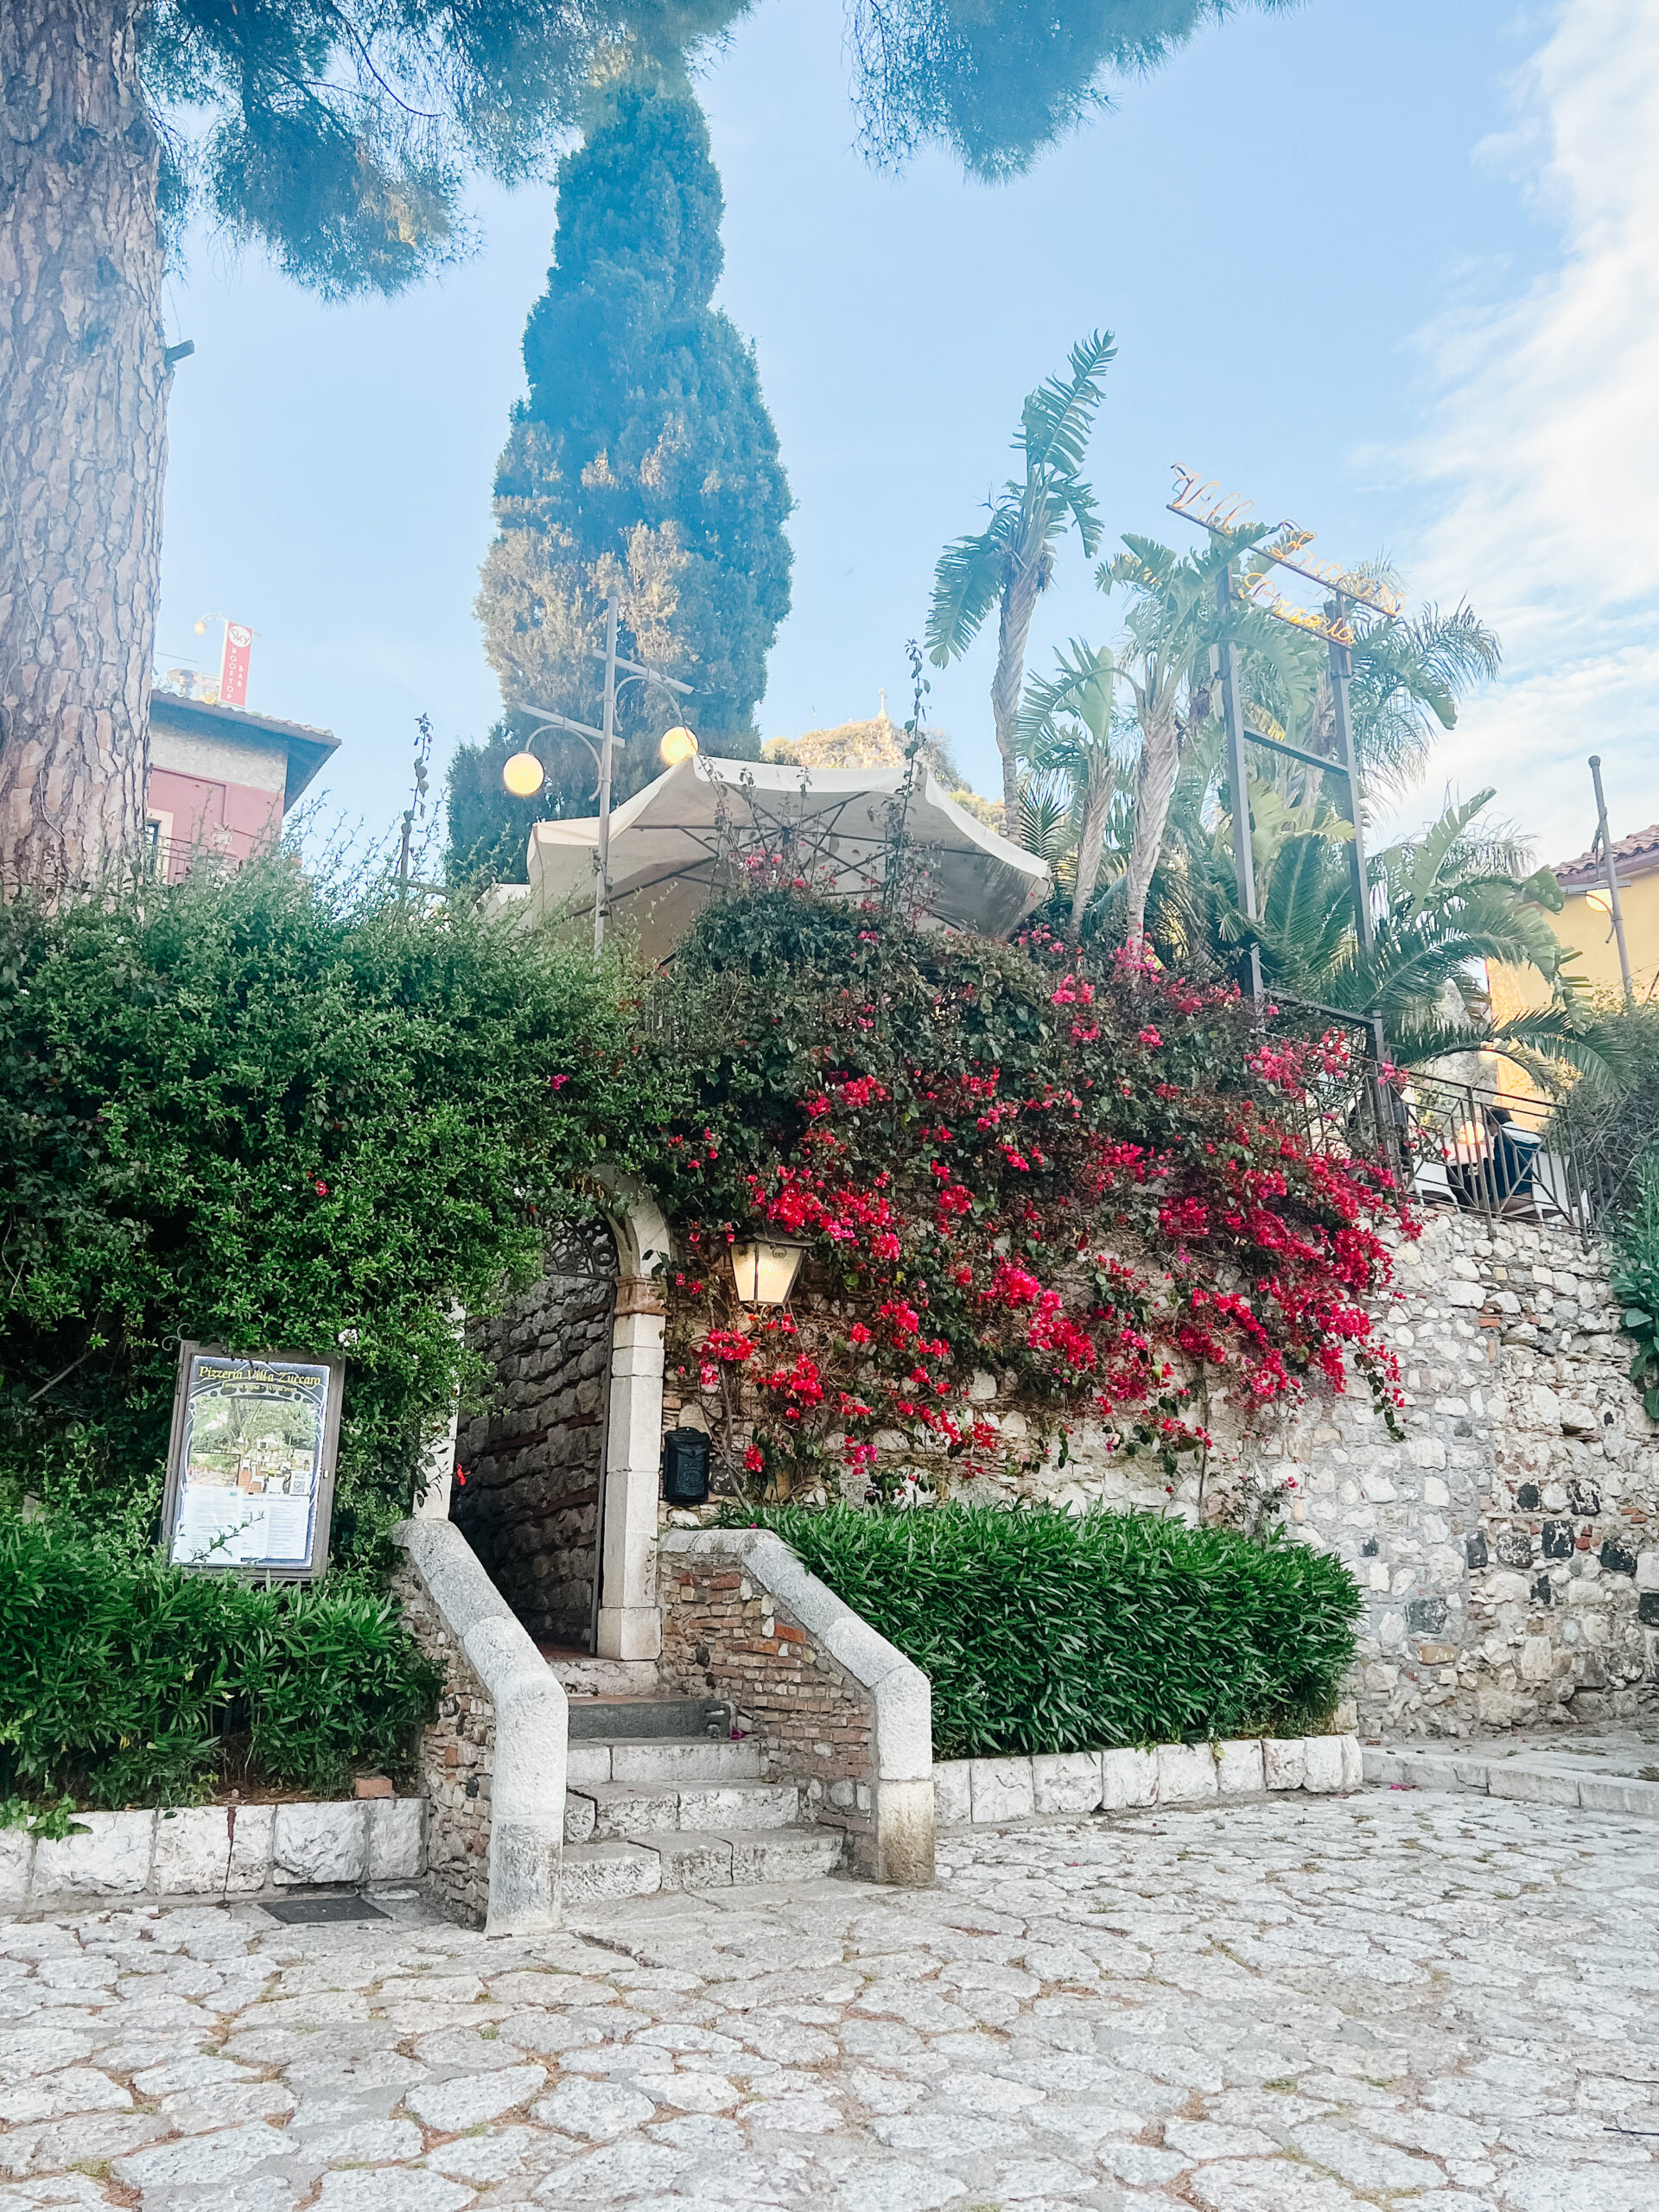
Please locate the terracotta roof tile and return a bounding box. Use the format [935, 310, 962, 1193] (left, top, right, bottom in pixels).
[1554, 823, 1659, 889]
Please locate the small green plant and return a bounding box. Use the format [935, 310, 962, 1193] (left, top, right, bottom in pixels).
[1611, 1154, 1659, 1419]
[721, 1501, 1362, 1758]
[0, 1515, 442, 1809]
[0, 1793, 82, 1841]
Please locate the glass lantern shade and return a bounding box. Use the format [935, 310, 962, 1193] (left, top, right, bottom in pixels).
[502, 751, 546, 798]
[729, 1239, 805, 1306]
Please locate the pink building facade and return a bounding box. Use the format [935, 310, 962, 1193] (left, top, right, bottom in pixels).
[146, 692, 338, 879]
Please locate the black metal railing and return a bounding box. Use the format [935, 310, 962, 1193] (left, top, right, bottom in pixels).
[1255, 994, 1624, 1245]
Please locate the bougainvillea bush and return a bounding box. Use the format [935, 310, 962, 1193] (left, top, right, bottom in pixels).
[646, 888, 1415, 1502]
[719, 1503, 1363, 1756]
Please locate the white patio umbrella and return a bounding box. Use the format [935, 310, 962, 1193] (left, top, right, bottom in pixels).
[521, 753, 1051, 963]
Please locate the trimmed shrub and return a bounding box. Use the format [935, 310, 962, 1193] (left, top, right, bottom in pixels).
[0, 1516, 442, 1808]
[722, 1502, 1362, 1758]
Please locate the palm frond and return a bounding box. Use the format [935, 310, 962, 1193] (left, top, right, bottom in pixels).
[925, 521, 1007, 665]
[1017, 329, 1116, 484]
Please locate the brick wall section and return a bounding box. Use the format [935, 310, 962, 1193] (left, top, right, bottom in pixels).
[659, 1555, 879, 1867]
[390, 1556, 493, 1927]
[454, 1220, 615, 1644]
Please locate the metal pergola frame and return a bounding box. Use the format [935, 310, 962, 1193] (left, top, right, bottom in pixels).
[1170, 497, 1389, 1072]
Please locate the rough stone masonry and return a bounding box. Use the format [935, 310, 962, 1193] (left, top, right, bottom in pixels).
[453, 1220, 616, 1648]
[1279, 1206, 1659, 1738]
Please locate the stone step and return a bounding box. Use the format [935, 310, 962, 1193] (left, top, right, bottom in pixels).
[626, 1825, 845, 1891]
[563, 1777, 799, 1845]
[1363, 1741, 1659, 1816]
[567, 1736, 762, 1788]
[566, 1695, 733, 1743]
[559, 1825, 843, 1905]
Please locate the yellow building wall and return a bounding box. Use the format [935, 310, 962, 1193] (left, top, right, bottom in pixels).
[1491, 871, 1659, 1022]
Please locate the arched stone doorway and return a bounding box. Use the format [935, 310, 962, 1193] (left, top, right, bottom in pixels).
[446, 1179, 670, 1662]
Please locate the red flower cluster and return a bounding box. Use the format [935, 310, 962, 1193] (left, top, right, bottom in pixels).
[662, 922, 1415, 1496]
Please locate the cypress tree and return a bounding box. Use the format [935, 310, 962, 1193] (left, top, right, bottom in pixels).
[466, 72, 791, 878]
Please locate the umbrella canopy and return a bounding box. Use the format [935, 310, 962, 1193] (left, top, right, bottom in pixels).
[524, 753, 1050, 962]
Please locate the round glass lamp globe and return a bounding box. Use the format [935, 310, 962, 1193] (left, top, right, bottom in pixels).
[659, 726, 699, 766]
[502, 751, 545, 798]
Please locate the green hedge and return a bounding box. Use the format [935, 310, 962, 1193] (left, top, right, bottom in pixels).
[723, 1503, 1362, 1758]
[0, 1516, 442, 1809]
[0, 853, 670, 1572]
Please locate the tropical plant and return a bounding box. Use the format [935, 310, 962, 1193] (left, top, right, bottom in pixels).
[1236, 579, 1503, 804]
[0, 1514, 442, 1808]
[1016, 639, 1119, 937]
[1185, 787, 1604, 1075]
[645, 887, 1414, 1504]
[1611, 1155, 1659, 1423]
[1096, 529, 1259, 952]
[925, 334, 1116, 822]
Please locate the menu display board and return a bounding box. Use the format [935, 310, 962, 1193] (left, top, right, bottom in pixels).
[159, 1344, 343, 1580]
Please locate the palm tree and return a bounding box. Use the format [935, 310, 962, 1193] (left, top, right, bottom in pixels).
[1096, 530, 1259, 954]
[925, 333, 1116, 821]
[1016, 639, 1118, 938]
[1199, 789, 1608, 1077]
[1237, 577, 1503, 803]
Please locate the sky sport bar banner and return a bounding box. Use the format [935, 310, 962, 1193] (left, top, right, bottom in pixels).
[160, 1344, 344, 1580]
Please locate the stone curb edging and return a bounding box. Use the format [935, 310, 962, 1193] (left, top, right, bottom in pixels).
[659, 1527, 934, 1885]
[0, 1796, 423, 1913]
[392, 1516, 569, 1934]
[934, 1734, 1364, 1826]
[1363, 1743, 1659, 1815]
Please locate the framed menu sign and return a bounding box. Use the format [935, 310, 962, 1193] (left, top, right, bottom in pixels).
[160, 1344, 344, 1580]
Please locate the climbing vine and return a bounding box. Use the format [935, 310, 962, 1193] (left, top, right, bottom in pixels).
[644, 891, 1415, 1501]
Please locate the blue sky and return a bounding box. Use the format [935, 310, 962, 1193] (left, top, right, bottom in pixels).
[156, 0, 1659, 866]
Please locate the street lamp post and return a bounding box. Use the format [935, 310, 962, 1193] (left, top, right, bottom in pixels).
[507, 593, 692, 954]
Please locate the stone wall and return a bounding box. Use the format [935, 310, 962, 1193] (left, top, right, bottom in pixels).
[391, 1554, 493, 1927]
[1276, 1210, 1659, 1738]
[663, 1211, 1659, 1745]
[454, 1220, 616, 1646]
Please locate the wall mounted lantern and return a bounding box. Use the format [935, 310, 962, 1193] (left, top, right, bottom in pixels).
[729, 1239, 805, 1306]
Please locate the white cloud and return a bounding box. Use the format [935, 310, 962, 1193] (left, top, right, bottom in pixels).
[1395, 0, 1659, 856]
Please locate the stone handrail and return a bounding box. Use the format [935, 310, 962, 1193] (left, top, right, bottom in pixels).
[658, 1525, 934, 1885]
[392, 1518, 568, 1934]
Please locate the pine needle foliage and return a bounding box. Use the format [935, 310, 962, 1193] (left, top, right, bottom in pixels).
[848, 0, 1303, 179]
[721, 1501, 1362, 1757]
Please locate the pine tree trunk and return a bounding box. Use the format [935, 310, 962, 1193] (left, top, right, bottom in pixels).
[989, 560, 1041, 828]
[0, 0, 166, 899]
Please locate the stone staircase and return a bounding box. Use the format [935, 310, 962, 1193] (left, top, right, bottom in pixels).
[559, 1695, 843, 1904]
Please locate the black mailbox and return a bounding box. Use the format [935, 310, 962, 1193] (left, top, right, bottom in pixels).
[662, 1427, 711, 1505]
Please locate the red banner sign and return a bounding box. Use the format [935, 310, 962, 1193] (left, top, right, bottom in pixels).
[219, 621, 252, 709]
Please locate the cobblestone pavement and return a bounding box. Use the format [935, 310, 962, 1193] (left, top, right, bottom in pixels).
[3, 1789, 1659, 2211]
